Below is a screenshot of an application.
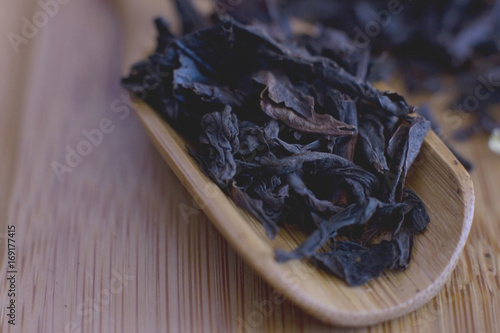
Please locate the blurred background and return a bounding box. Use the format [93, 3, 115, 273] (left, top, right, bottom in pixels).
[0, 0, 499, 332]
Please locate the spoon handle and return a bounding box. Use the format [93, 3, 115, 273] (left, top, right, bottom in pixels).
[113, 0, 176, 75]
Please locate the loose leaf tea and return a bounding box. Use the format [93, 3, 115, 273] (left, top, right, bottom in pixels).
[226, 0, 499, 157]
[122, 14, 431, 286]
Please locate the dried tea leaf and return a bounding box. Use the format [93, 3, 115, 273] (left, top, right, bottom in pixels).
[275, 198, 386, 261]
[286, 172, 343, 217]
[253, 70, 315, 118]
[260, 92, 355, 136]
[358, 114, 389, 173]
[200, 106, 240, 186]
[314, 241, 398, 287]
[230, 183, 281, 239]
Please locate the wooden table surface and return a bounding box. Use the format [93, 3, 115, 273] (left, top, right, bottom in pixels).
[0, 0, 499, 332]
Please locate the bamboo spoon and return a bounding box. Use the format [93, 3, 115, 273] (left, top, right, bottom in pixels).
[115, 0, 474, 326]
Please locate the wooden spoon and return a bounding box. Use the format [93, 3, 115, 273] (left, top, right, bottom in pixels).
[115, 1, 474, 326]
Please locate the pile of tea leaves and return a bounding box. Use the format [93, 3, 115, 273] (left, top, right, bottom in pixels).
[226, 0, 500, 145]
[122, 17, 431, 286]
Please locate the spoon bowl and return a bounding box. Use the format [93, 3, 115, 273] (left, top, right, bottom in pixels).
[133, 102, 474, 326]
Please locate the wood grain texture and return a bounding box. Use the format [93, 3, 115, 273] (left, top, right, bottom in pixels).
[0, 0, 498, 332]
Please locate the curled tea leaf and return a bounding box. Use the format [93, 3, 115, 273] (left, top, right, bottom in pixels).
[260, 91, 355, 136]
